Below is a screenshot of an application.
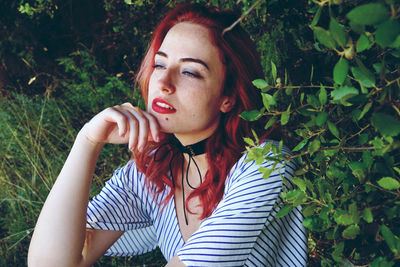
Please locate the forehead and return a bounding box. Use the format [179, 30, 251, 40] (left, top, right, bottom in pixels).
[158, 22, 222, 66]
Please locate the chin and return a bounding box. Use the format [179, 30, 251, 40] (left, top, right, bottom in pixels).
[157, 121, 175, 134]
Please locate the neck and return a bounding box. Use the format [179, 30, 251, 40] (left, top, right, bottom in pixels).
[173, 121, 219, 146]
[174, 135, 209, 179]
[183, 153, 208, 172]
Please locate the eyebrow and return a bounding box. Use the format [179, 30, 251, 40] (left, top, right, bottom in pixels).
[155, 51, 210, 70]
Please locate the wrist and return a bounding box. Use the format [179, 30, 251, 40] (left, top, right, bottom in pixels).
[76, 125, 105, 152]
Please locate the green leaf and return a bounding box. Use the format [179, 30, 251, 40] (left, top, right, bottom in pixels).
[377, 177, 400, 190]
[292, 177, 307, 192]
[309, 139, 321, 152]
[275, 205, 293, 219]
[362, 150, 373, 170]
[349, 21, 365, 34]
[243, 137, 255, 147]
[316, 112, 328, 126]
[264, 116, 277, 130]
[311, 6, 322, 27]
[281, 112, 290, 125]
[333, 58, 349, 85]
[391, 35, 400, 48]
[314, 27, 336, 49]
[329, 18, 346, 47]
[381, 225, 398, 254]
[331, 85, 359, 105]
[271, 61, 277, 82]
[358, 133, 368, 145]
[283, 190, 307, 206]
[362, 208, 373, 223]
[319, 85, 327, 106]
[332, 242, 345, 262]
[346, 3, 389, 25]
[261, 93, 276, 111]
[335, 214, 354, 226]
[124, 0, 133, 4]
[356, 33, 371, 52]
[357, 102, 372, 121]
[303, 217, 326, 232]
[349, 161, 366, 181]
[342, 224, 360, 239]
[302, 205, 316, 217]
[348, 202, 360, 224]
[351, 64, 375, 88]
[371, 112, 400, 137]
[307, 94, 320, 109]
[281, 105, 291, 126]
[292, 139, 308, 152]
[259, 166, 274, 179]
[240, 110, 262, 121]
[327, 121, 340, 138]
[376, 19, 400, 48]
[251, 129, 259, 145]
[252, 79, 269, 89]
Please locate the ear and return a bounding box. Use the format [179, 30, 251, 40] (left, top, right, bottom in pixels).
[219, 96, 235, 113]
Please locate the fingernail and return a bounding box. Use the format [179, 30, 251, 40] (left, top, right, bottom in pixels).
[155, 135, 160, 142]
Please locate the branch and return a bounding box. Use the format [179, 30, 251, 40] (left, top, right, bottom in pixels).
[222, 0, 262, 35]
[284, 146, 376, 160]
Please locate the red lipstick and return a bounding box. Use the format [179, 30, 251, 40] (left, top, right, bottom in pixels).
[152, 98, 176, 114]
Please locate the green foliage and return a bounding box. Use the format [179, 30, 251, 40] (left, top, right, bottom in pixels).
[240, 0, 400, 265]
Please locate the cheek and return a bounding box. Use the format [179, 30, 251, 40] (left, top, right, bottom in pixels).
[147, 76, 157, 103]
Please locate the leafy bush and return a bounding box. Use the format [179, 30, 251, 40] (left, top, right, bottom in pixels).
[242, 0, 400, 266]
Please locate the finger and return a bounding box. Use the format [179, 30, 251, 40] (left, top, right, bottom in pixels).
[117, 108, 139, 151]
[120, 102, 135, 110]
[125, 107, 149, 152]
[105, 107, 128, 137]
[142, 112, 160, 142]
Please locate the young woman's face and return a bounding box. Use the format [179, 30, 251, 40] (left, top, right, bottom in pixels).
[147, 22, 230, 144]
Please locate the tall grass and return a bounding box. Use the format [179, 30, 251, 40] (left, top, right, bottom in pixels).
[0, 93, 166, 266]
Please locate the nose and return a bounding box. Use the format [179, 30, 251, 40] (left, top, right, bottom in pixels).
[158, 69, 176, 95]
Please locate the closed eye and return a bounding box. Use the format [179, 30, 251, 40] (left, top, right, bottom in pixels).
[182, 69, 203, 79]
[152, 64, 165, 69]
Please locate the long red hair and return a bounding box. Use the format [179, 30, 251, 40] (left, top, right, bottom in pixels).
[134, 3, 267, 219]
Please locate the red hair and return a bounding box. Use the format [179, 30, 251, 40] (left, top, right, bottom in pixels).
[134, 3, 267, 219]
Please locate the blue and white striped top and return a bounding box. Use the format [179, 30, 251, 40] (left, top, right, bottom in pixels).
[86, 142, 308, 266]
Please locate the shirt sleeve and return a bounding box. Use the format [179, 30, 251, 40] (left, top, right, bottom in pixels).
[86, 160, 158, 256]
[177, 145, 306, 266]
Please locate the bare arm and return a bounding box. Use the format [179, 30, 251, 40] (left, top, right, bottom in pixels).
[166, 255, 187, 267]
[28, 103, 160, 267]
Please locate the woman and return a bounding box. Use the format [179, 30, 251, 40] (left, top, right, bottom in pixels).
[28, 3, 307, 266]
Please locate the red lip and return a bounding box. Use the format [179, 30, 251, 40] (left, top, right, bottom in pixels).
[152, 98, 176, 114]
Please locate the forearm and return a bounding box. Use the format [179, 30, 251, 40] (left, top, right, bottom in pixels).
[166, 255, 186, 267]
[28, 128, 104, 267]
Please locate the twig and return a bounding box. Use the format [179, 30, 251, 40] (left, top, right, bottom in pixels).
[280, 85, 335, 90]
[365, 182, 398, 196]
[392, 103, 400, 117]
[343, 124, 371, 143]
[386, 77, 400, 87]
[222, 0, 262, 35]
[285, 146, 376, 160]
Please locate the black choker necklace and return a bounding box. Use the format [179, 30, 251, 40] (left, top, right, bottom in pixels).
[175, 138, 208, 156]
[153, 137, 208, 225]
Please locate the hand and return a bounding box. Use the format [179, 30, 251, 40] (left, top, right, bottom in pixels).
[80, 103, 160, 152]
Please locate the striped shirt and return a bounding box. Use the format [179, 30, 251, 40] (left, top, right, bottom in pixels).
[86, 141, 308, 266]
